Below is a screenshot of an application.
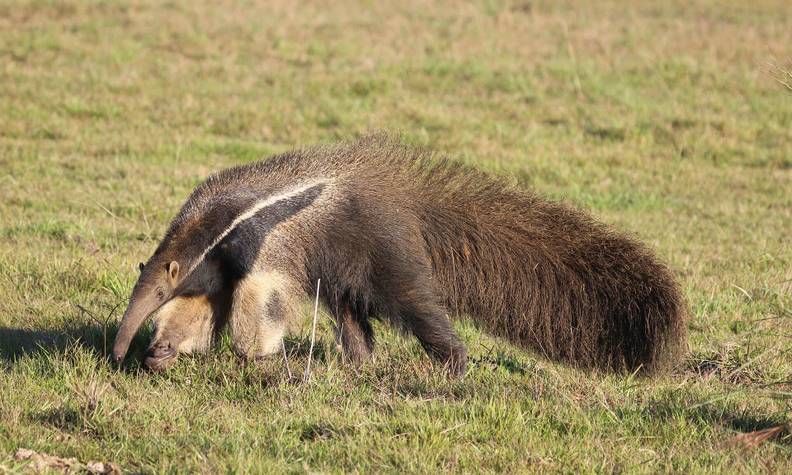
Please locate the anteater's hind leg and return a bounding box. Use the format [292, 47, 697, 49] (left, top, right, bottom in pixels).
[380, 251, 468, 377]
[332, 302, 374, 364]
[396, 295, 467, 377]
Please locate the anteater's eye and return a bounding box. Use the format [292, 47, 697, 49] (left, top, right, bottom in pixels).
[138, 262, 145, 273]
[156, 288, 165, 300]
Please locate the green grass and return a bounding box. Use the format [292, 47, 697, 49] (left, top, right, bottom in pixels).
[1, 0, 790, 472]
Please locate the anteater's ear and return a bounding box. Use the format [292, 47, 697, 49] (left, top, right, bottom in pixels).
[211, 183, 325, 279]
[168, 261, 180, 284]
[138, 262, 145, 273]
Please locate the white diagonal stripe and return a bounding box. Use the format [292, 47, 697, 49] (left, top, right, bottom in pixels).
[183, 181, 325, 279]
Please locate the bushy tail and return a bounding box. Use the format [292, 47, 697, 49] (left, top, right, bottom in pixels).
[414, 160, 687, 373]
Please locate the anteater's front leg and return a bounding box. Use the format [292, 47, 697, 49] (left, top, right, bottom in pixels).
[229, 271, 293, 359]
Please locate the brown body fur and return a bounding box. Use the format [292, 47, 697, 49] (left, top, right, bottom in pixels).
[117, 136, 688, 375]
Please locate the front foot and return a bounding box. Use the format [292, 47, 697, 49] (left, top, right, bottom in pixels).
[442, 346, 468, 378]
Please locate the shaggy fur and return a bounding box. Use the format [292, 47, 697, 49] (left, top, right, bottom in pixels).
[113, 135, 688, 375]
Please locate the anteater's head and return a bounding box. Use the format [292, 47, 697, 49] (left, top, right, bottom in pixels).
[112, 249, 218, 367]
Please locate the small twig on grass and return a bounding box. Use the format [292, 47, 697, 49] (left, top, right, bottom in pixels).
[76, 300, 124, 357]
[731, 283, 752, 301]
[303, 278, 321, 383]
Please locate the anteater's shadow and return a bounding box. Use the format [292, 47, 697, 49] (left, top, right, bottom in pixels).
[0, 327, 66, 362]
[0, 323, 150, 367]
[0, 322, 326, 371]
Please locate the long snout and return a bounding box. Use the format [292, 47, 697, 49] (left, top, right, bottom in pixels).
[112, 290, 167, 363]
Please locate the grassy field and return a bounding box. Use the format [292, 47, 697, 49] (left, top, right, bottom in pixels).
[1, 0, 790, 472]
